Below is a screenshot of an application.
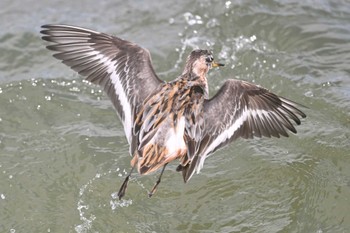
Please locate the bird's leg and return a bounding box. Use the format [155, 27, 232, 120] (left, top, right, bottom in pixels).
[117, 166, 135, 200]
[148, 163, 168, 198]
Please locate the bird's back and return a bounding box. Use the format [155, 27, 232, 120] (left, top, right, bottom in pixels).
[131, 80, 205, 175]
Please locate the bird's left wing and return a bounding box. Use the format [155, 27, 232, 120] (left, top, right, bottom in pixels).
[41, 24, 164, 152]
[183, 79, 306, 181]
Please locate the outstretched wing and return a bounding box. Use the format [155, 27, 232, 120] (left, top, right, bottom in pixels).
[183, 79, 306, 181]
[41, 24, 163, 151]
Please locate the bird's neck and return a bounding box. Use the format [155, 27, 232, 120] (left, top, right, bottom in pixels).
[177, 72, 209, 99]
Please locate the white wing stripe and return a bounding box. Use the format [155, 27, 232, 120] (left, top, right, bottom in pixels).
[197, 107, 248, 173]
[197, 108, 271, 173]
[96, 52, 133, 143]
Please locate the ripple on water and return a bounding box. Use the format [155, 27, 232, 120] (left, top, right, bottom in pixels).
[1, 0, 350, 232]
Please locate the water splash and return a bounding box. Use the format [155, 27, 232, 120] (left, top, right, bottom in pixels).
[74, 174, 101, 233]
[109, 197, 133, 210]
[74, 199, 96, 233]
[74, 170, 137, 232]
[183, 12, 203, 26]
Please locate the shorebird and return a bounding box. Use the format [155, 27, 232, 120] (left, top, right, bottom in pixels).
[41, 24, 306, 199]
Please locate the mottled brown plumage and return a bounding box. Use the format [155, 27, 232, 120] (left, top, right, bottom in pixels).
[41, 24, 306, 199]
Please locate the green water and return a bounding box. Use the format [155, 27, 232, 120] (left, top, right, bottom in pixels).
[1, 0, 350, 232]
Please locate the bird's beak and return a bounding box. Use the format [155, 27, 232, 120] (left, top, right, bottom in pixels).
[212, 61, 225, 68]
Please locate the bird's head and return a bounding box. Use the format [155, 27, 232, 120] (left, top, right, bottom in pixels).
[183, 49, 224, 77]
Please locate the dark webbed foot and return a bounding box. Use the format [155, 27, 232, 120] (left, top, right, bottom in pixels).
[117, 166, 135, 200]
[148, 163, 168, 198]
[148, 179, 161, 198]
[117, 175, 130, 200]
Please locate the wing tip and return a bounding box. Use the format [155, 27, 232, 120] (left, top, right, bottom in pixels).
[181, 156, 200, 183]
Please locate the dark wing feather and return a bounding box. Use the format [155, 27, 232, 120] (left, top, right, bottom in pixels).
[41, 24, 163, 153]
[183, 79, 306, 181]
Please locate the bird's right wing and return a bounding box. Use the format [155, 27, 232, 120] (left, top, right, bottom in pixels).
[41, 24, 164, 152]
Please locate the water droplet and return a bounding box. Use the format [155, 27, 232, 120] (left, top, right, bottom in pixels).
[183, 12, 203, 25]
[250, 35, 257, 42]
[205, 41, 213, 47]
[168, 18, 175, 25]
[69, 87, 80, 92]
[206, 18, 219, 28]
[0, 193, 5, 199]
[305, 90, 314, 97]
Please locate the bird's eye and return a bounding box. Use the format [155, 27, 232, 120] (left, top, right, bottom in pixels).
[205, 56, 214, 63]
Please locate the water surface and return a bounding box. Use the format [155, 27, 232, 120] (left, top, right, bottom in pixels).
[1, 0, 349, 232]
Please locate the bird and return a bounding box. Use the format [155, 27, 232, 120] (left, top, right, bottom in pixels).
[40, 24, 306, 199]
